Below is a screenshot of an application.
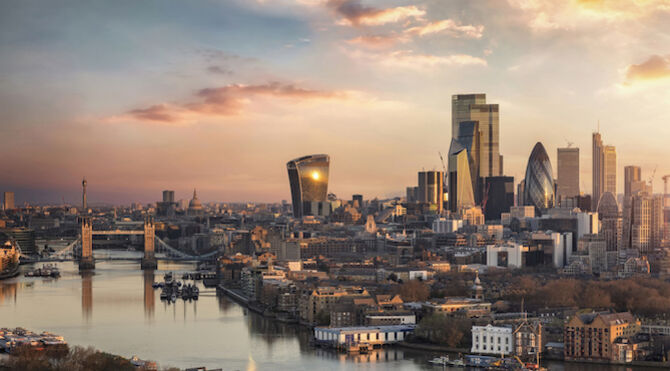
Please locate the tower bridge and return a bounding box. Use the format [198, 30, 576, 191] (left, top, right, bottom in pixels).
[54, 216, 218, 270]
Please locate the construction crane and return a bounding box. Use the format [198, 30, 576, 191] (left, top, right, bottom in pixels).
[564, 138, 574, 148]
[649, 166, 658, 188]
[438, 151, 447, 174]
[438, 151, 448, 195]
[663, 175, 670, 198]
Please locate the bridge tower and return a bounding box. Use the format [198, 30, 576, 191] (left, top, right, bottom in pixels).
[79, 216, 95, 270]
[141, 216, 157, 269]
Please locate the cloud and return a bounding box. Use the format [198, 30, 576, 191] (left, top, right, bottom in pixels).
[117, 82, 347, 124]
[346, 34, 409, 48]
[624, 54, 670, 85]
[207, 66, 233, 75]
[344, 48, 487, 69]
[507, 0, 670, 31]
[404, 19, 484, 39]
[327, 0, 425, 26]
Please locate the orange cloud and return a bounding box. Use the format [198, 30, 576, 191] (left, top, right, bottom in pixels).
[508, 0, 670, 31]
[345, 48, 487, 69]
[624, 54, 670, 85]
[120, 83, 346, 124]
[346, 34, 409, 48]
[327, 0, 425, 26]
[404, 19, 484, 39]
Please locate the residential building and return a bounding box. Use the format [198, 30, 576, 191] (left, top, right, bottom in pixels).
[564, 312, 640, 362]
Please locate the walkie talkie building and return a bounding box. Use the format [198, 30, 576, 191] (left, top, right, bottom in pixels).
[287, 154, 330, 218]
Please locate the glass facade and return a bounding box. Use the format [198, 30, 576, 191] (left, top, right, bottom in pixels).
[557, 147, 579, 201]
[523, 142, 555, 214]
[418, 170, 444, 214]
[484, 176, 514, 221]
[448, 139, 475, 212]
[451, 94, 503, 204]
[287, 154, 330, 218]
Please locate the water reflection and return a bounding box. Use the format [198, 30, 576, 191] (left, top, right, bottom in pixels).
[81, 271, 93, 321]
[0, 256, 637, 371]
[143, 270, 154, 319]
[0, 281, 17, 305]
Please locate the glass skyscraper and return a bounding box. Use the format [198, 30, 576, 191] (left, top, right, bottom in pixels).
[523, 142, 555, 214]
[286, 154, 330, 218]
[557, 147, 579, 201]
[448, 139, 475, 212]
[451, 94, 502, 204]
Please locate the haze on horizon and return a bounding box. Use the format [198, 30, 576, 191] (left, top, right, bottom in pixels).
[1, 0, 670, 205]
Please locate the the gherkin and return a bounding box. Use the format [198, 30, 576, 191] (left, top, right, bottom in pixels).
[523, 142, 555, 214]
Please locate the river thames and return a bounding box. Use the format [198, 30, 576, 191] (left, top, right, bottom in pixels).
[0, 251, 644, 370]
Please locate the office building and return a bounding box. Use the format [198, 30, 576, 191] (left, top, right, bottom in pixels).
[418, 170, 444, 214]
[596, 192, 621, 254]
[447, 139, 475, 212]
[592, 133, 603, 211]
[624, 166, 641, 198]
[557, 147, 579, 202]
[405, 186, 418, 203]
[2, 192, 14, 211]
[287, 154, 330, 218]
[592, 132, 616, 210]
[352, 194, 363, 208]
[483, 176, 514, 221]
[162, 190, 175, 203]
[157, 190, 177, 218]
[603, 146, 617, 196]
[522, 142, 555, 214]
[452, 94, 502, 202]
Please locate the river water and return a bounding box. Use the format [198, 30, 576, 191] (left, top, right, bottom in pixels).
[0, 250, 645, 370]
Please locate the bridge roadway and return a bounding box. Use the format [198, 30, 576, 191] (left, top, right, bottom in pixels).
[91, 230, 145, 235]
[27, 255, 215, 263]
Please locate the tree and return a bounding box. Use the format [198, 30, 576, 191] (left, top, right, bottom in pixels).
[415, 314, 472, 348]
[395, 280, 430, 302]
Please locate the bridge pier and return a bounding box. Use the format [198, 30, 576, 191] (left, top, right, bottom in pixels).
[79, 217, 95, 270]
[141, 216, 157, 269]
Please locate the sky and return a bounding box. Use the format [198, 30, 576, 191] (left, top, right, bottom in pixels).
[1, 0, 670, 205]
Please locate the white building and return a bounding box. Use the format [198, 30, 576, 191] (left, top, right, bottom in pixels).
[313, 325, 415, 347]
[577, 211, 599, 239]
[486, 243, 526, 268]
[472, 325, 513, 355]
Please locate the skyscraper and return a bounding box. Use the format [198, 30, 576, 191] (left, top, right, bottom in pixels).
[452, 94, 502, 202]
[596, 192, 621, 255]
[483, 176, 514, 221]
[2, 192, 14, 211]
[523, 142, 555, 214]
[448, 139, 475, 212]
[418, 170, 444, 214]
[624, 166, 641, 198]
[592, 132, 603, 211]
[287, 154, 330, 218]
[592, 132, 616, 210]
[82, 178, 88, 211]
[603, 146, 617, 197]
[557, 147, 579, 202]
[162, 190, 175, 203]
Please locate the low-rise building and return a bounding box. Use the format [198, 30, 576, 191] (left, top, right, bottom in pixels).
[472, 325, 513, 355]
[564, 312, 641, 362]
